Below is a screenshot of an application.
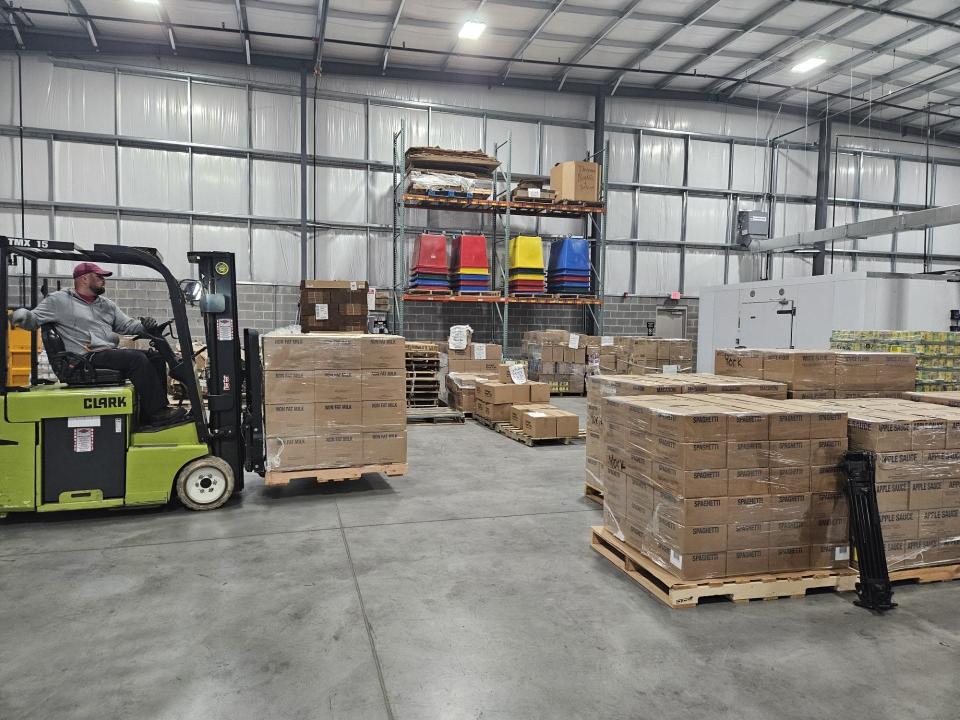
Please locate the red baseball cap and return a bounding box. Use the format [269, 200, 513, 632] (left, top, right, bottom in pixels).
[73, 262, 113, 279]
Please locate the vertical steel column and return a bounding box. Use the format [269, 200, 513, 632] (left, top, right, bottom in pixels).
[591, 93, 605, 331]
[723, 138, 734, 283]
[678, 134, 689, 292]
[299, 68, 308, 281]
[813, 118, 831, 276]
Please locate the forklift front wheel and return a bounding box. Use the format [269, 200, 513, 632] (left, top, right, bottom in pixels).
[175, 457, 235, 511]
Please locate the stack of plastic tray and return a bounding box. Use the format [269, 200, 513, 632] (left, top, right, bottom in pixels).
[547, 237, 591, 295]
[409, 233, 450, 290]
[508, 235, 545, 294]
[450, 234, 490, 293]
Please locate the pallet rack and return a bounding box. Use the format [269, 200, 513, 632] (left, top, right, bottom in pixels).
[391, 120, 608, 353]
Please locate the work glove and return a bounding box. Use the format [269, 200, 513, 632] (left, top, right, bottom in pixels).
[10, 308, 34, 330]
[140, 316, 159, 333]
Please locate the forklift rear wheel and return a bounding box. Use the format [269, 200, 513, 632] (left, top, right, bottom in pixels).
[175, 457, 235, 511]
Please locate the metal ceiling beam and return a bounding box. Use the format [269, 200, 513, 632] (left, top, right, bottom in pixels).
[65, 0, 98, 51]
[608, 0, 722, 96]
[234, 0, 251, 64]
[768, 3, 960, 106]
[0, 1, 24, 49]
[439, 0, 486, 73]
[380, 0, 407, 74]
[872, 70, 960, 125]
[312, 0, 329, 73]
[703, 0, 896, 96]
[499, 0, 566, 82]
[555, 0, 646, 91]
[798, 0, 960, 34]
[653, 0, 789, 92]
[156, 4, 178, 54]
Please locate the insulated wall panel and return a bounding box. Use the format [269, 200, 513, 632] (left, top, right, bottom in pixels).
[23, 63, 114, 134]
[542, 124, 591, 171]
[119, 147, 190, 211]
[637, 194, 681, 242]
[193, 223, 251, 281]
[900, 161, 932, 206]
[684, 249, 725, 293]
[193, 154, 248, 215]
[54, 142, 116, 205]
[635, 247, 680, 294]
[0, 137, 49, 201]
[252, 160, 299, 219]
[689, 140, 730, 190]
[831, 153, 858, 199]
[252, 90, 302, 153]
[605, 190, 633, 240]
[640, 135, 684, 186]
[314, 100, 365, 159]
[731, 144, 767, 193]
[314, 167, 365, 224]
[119, 74, 189, 141]
[430, 112, 482, 152]
[486, 119, 537, 174]
[370, 106, 427, 163]
[686, 197, 728, 245]
[53, 213, 117, 276]
[120, 218, 191, 279]
[775, 149, 817, 197]
[860, 156, 896, 203]
[252, 227, 300, 284]
[606, 132, 635, 183]
[192, 82, 248, 148]
[605, 244, 632, 295]
[935, 164, 960, 206]
[856, 207, 894, 252]
[314, 230, 366, 281]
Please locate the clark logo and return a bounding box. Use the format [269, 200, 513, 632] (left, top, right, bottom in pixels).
[83, 397, 127, 409]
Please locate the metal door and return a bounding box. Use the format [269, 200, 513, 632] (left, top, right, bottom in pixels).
[739, 299, 795, 348]
[656, 307, 685, 338]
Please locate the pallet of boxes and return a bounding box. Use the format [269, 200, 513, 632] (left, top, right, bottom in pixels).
[809, 396, 960, 580]
[438, 326, 501, 415]
[523, 330, 589, 395]
[474, 364, 582, 445]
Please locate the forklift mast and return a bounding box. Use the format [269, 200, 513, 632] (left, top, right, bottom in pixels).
[188, 252, 265, 482]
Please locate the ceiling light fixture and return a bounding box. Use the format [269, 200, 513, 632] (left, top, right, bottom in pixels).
[458, 21, 485, 40]
[791, 57, 826, 74]
[133, 0, 160, 5]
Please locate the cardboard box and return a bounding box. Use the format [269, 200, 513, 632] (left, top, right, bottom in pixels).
[264, 402, 314, 436]
[811, 490, 847, 517]
[363, 369, 406, 400]
[726, 548, 768, 575]
[728, 468, 770, 496]
[603, 503, 625, 539]
[528, 381, 551, 403]
[769, 467, 811, 493]
[727, 495, 769, 523]
[363, 431, 407, 464]
[714, 349, 764, 379]
[522, 410, 556, 438]
[315, 369, 363, 402]
[653, 437, 726, 470]
[647, 539, 726, 580]
[727, 441, 769, 469]
[310, 334, 363, 370]
[299, 280, 368, 333]
[808, 410, 848, 439]
[653, 517, 727, 553]
[769, 492, 811, 520]
[922, 450, 960, 480]
[875, 481, 910, 512]
[766, 410, 811, 440]
[879, 510, 919, 540]
[768, 545, 810, 572]
[477, 381, 519, 404]
[810, 465, 844, 493]
[261, 334, 318, 370]
[918, 507, 960, 537]
[549, 160, 600, 203]
[655, 491, 729, 526]
[809, 543, 851, 570]
[314, 432, 362, 468]
[653, 463, 728, 498]
[475, 399, 512, 423]
[623, 518, 647, 553]
[848, 417, 911, 452]
[362, 335, 405, 369]
[944, 478, 960, 506]
[265, 435, 316, 471]
[727, 521, 770, 550]
[604, 467, 627, 514]
[315, 401, 362, 430]
[909, 480, 943, 510]
[552, 409, 580, 438]
[264, 370, 315, 404]
[810, 438, 848, 466]
[651, 407, 727, 441]
[809, 516, 847, 544]
[769, 439, 810, 467]
[363, 400, 406, 430]
[875, 450, 924, 482]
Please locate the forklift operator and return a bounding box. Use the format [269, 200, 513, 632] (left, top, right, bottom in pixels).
[10, 262, 187, 428]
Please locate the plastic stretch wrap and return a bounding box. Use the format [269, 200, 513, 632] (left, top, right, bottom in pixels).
[193, 154, 248, 215]
[252, 228, 299, 284]
[251, 90, 302, 153]
[0, 137, 49, 201]
[689, 140, 730, 190]
[636, 194, 682, 242]
[315, 167, 366, 224]
[639, 135, 684, 186]
[119, 147, 190, 211]
[22, 59, 114, 134]
[314, 230, 366, 282]
[605, 191, 633, 240]
[635, 246, 680, 295]
[252, 160, 299, 219]
[604, 245, 632, 296]
[119, 74, 189, 141]
[191, 82, 247, 148]
[406, 171, 492, 197]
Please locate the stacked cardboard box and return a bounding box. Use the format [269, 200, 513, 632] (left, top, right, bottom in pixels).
[832, 330, 960, 391]
[262, 332, 407, 471]
[903, 391, 960, 407]
[474, 377, 551, 423]
[298, 280, 368, 332]
[806, 396, 960, 570]
[600, 394, 850, 580]
[585, 374, 789, 493]
[509, 403, 580, 439]
[715, 349, 917, 398]
[438, 340, 502, 374]
[443, 372, 495, 414]
[523, 330, 589, 394]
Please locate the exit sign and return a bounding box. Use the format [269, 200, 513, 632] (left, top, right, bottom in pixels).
[670, 291, 681, 300]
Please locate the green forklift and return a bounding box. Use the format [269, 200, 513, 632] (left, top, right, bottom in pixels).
[0, 236, 266, 516]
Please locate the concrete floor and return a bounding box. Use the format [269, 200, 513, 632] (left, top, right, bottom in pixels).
[1, 396, 958, 720]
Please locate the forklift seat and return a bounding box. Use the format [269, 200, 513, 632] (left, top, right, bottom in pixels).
[40, 324, 126, 386]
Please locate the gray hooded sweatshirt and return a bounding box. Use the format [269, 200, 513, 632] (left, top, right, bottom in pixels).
[19, 289, 146, 355]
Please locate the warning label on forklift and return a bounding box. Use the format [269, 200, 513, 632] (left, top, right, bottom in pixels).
[217, 319, 234, 341]
[73, 428, 94, 453]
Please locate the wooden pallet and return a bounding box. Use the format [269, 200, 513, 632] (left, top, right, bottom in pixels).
[888, 562, 960, 585]
[406, 288, 452, 296]
[584, 482, 603, 506]
[406, 405, 466, 423]
[265, 462, 408, 487]
[550, 389, 586, 397]
[590, 526, 857, 609]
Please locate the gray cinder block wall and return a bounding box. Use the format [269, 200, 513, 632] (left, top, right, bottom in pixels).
[9, 277, 699, 365]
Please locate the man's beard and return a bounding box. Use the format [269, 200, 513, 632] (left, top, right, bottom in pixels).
[92, 286, 105, 296]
